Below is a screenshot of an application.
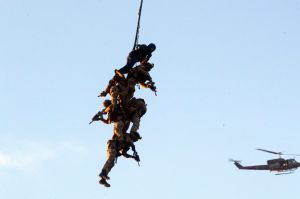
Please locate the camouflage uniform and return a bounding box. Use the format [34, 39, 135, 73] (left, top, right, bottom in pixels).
[112, 110, 127, 141]
[100, 134, 138, 187]
[101, 139, 119, 178]
[98, 63, 155, 187]
[100, 72, 128, 111]
[127, 62, 154, 85]
[99, 99, 127, 141]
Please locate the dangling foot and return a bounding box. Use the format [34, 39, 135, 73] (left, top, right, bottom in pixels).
[99, 178, 111, 188]
[99, 170, 110, 180]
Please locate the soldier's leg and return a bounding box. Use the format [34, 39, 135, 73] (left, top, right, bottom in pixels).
[118, 56, 138, 74]
[114, 120, 125, 140]
[130, 99, 147, 135]
[129, 113, 142, 142]
[100, 140, 118, 180]
[130, 113, 140, 133]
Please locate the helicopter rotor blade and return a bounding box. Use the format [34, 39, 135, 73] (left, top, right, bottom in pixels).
[257, 149, 300, 156]
[257, 148, 282, 155]
[281, 153, 300, 156]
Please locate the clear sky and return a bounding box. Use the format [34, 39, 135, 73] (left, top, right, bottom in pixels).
[1, 0, 300, 198]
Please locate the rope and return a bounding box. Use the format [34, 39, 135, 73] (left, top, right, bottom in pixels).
[132, 0, 143, 51]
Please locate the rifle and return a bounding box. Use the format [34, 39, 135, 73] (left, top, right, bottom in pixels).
[98, 91, 107, 97]
[147, 82, 157, 96]
[116, 141, 140, 166]
[89, 110, 104, 124]
[130, 143, 140, 166]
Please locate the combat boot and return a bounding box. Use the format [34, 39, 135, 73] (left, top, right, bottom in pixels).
[99, 178, 110, 188]
[99, 170, 110, 180]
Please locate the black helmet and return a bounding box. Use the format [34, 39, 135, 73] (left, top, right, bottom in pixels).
[148, 43, 156, 51]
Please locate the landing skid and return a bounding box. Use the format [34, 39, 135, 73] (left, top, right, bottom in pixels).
[275, 170, 296, 175]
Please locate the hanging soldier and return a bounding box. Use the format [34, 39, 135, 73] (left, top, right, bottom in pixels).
[118, 43, 156, 74]
[94, 100, 140, 187]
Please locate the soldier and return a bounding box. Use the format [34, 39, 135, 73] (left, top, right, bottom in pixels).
[99, 62, 156, 105]
[99, 133, 140, 188]
[127, 62, 157, 94]
[98, 71, 129, 110]
[99, 70, 136, 107]
[100, 99, 127, 140]
[97, 103, 140, 188]
[118, 43, 156, 74]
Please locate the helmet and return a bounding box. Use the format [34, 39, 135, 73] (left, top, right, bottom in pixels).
[148, 43, 156, 51]
[103, 100, 111, 108]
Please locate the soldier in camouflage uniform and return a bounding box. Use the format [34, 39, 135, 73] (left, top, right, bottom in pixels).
[99, 134, 139, 187]
[127, 62, 157, 94]
[94, 61, 156, 187]
[98, 71, 130, 111]
[97, 100, 140, 187]
[97, 99, 127, 141]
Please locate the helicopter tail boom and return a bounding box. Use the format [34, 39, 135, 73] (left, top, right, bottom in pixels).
[230, 159, 269, 170]
[229, 159, 244, 169]
[236, 163, 269, 170]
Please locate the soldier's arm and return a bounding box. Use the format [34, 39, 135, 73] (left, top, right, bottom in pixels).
[99, 110, 110, 124]
[139, 81, 157, 95]
[100, 118, 109, 124]
[105, 79, 115, 93]
[138, 68, 153, 82]
[99, 78, 115, 97]
[139, 82, 148, 88]
[102, 107, 114, 124]
[139, 80, 155, 89]
[145, 53, 152, 62]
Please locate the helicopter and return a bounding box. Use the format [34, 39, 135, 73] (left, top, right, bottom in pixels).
[230, 149, 300, 175]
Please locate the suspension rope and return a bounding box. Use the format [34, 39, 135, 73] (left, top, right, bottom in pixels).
[132, 0, 143, 51]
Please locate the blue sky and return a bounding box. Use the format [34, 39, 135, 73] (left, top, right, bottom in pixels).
[1, 0, 300, 198]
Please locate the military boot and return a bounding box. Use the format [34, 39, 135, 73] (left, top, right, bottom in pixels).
[99, 170, 110, 180]
[99, 178, 110, 188]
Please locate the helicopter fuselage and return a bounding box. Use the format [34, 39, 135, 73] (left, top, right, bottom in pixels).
[234, 158, 300, 172]
[267, 158, 300, 171]
[232, 149, 300, 174]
